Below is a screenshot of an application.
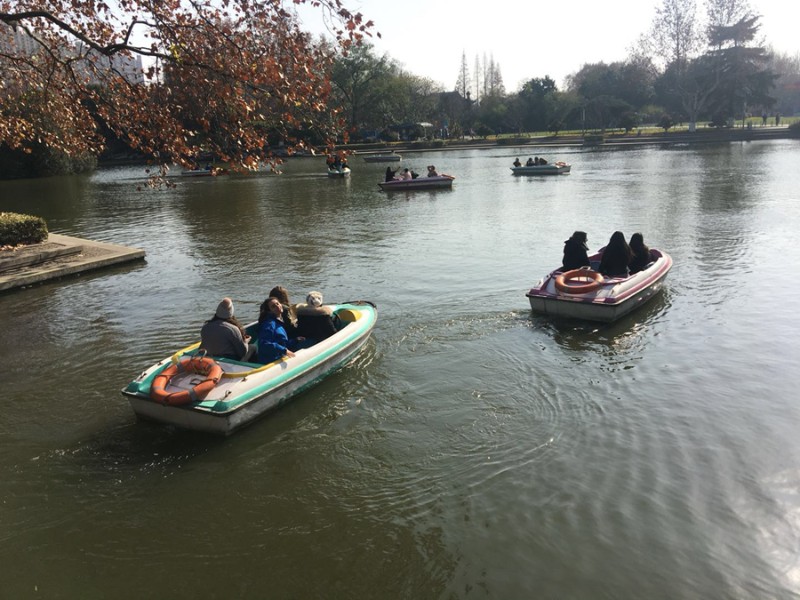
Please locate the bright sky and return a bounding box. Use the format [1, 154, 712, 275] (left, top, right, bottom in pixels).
[297, 0, 799, 92]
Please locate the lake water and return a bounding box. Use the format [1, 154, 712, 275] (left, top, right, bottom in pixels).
[1, 140, 799, 598]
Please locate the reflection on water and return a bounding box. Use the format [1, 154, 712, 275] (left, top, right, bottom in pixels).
[2, 141, 800, 598]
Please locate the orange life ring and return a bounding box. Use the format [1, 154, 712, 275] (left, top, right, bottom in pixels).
[149, 356, 223, 405]
[554, 269, 604, 294]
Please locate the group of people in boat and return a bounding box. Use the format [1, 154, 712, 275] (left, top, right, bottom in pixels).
[562, 230, 652, 277]
[513, 156, 549, 167]
[199, 286, 341, 364]
[384, 165, 440, 182]
[326, 155, 349, 171]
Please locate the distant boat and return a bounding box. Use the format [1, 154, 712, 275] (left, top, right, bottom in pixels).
[511, 161, 571, 175]
[327, 166, 351, 178]
[363, 152, 402, 163]
[378, 174, 455, 191]
[181, 166, 228, 177]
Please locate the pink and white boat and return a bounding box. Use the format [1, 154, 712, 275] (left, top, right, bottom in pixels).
[526, 249, 672, 322]
[378, 174, 454, 191]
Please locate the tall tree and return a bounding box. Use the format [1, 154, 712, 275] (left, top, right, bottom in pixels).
[455, 50, 470, 98]
[0, 1, 374, 178]
[473, 54, 482, 103]
[705, 0, 753, 38]
[705, 15, 776, 122]
[648, 0, 703, 70]
[330, 44, 396, 131]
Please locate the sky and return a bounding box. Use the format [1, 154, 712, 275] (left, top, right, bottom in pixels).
[297, 0, 799, 92]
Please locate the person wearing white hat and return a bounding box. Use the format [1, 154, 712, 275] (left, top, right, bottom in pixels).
[294, 290, 338, 346]
[200, 297, 253, 361]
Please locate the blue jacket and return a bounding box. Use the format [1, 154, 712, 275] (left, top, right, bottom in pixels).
[257, 315, 289, 364]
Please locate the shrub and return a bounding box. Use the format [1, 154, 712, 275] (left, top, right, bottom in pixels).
[0, 212, 48, 246]
[658, 114, 674, 132]
[789, 121, 800, 138]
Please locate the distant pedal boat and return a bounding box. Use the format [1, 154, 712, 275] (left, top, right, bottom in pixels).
[378, 174, 455, 191]
[526, 250, 672, 322]
[121, 302, 377, 435]
[327, 166, 351, 177]
[511, 162, 571, 175]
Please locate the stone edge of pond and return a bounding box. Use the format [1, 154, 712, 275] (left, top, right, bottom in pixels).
[0, 233, 145, 292]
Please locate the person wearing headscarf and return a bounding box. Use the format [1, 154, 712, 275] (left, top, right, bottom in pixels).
[598, 231, 633, 277]
[628, 232, 652, 274]
[561, 231, 592, 271]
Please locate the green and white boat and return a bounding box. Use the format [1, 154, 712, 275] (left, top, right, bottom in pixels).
[122, 301, 377, 435]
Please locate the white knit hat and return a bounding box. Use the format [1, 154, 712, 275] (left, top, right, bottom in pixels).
[306, 291, 323, 307]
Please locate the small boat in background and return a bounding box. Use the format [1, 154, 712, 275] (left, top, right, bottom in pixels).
[122, 301, 378, 435]
[526, 249, 672, 322]
[511, 161, 571, 175]
[181, 166, 228, 177]
[327, 166, 351, 178]
[363, 152, 402, 163]
[378, 174, 455, 191]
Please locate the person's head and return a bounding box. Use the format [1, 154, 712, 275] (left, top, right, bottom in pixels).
[269, 286, 290, 305]
[428, 165, 435, 170]
[570, 231, 588, 245]
[629, 232, 645, 251]
[215, 297, 234, 320]
[260, 296, 284, 320]
[609, 231, 626, 246]
[306, 290, 324, 307]
[404, 168, 409, 173]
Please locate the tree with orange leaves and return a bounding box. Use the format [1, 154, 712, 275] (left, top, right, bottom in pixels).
[0, 1, 375, 181]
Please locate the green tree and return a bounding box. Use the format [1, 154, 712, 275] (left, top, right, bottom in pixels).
[704, 16, 776, 124]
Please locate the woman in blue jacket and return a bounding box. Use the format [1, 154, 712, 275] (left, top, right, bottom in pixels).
[257, 296, 297, 364]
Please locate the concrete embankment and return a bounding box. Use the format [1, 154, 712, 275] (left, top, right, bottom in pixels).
[0, 233, 145, 292]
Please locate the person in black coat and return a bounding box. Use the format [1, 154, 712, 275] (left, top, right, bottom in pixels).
[598, 231, 633, 277]
[561, 231, 591, 271]
[295, 291, 338, 347]
[628, 232, 651, 274]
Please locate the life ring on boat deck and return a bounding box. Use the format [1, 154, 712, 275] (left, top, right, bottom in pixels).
[554, 269, 604, 294]
[149, 356, 223, 405]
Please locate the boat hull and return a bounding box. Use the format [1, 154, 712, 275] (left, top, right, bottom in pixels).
[526, 250, 672, 322]
[121, 302, 377, 435]
[511, 163, 571, 175]
[378, 175, 454, 191]
[327, 167, 351, 177]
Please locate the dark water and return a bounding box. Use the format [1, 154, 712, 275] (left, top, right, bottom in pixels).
[1, 141, 799, 599]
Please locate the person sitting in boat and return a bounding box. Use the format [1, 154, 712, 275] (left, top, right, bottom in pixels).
[538, 157, 548, 165]
[268, 285, 299, 338]
[598, 231, 633, 278]
[400, 168, 413, 180]
[257, 296, 297, 364]
[628, 232, 652, 274]
[385, 167, 399, 182]
[200, 297, 254, 361]
[513, 157, 522, 167]
[427, 165, 439, 177]
[561, 231, 592, 271]
[525, 157, 535, 166]
[295, 290, 338, 346]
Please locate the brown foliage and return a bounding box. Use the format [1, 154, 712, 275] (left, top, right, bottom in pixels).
[0, 1, 375, 182]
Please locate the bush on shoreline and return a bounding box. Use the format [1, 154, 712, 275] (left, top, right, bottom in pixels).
[0, 212, 48, 247]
